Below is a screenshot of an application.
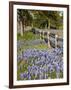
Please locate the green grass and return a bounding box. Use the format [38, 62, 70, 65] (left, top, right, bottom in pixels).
[17, 43, 48, 55]
[33, 43, 48, 50]
[17, 30, 48, 54]
[17, 31, 40, 40]
[48, 71, 56, 79]
[17, 61, 28, 80]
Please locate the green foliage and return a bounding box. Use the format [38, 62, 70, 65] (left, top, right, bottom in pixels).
[17, 9, 63, 30]
[17, 9, 33, 23]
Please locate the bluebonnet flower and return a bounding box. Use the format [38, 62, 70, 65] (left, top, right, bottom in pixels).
[20, 73, 28, 79]
[18, 44, 63, 80]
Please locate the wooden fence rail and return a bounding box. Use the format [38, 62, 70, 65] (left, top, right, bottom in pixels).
[35, 30, 63, 48]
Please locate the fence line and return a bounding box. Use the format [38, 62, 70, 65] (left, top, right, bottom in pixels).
[35, 30, 63, 48]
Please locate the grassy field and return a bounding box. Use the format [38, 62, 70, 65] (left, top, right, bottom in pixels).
[17, 31, 63, 80]
[17, 31, 40, 40]
[17, 31, 48, 54]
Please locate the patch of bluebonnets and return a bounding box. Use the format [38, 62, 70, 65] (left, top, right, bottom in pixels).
[17, 47, 63, 80]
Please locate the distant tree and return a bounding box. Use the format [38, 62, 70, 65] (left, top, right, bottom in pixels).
[30, 10, 63, 30]
[17, 9, 33, 36]
[17, 10, 63, 36]
[41, 11, 63, 29]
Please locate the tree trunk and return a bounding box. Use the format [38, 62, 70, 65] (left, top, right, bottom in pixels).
[31, 20, 34, 28]
[20, 21, 23, 36]
[45, 23, 47, 30]
[48, 19, 50, 30]
[32, 23, 33, 28]
[23, 20, 25, 33]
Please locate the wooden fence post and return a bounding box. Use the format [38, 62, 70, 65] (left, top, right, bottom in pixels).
[55, 34, 58, 48]
[43, 31, 44, 41]
[39, 31, 41, 40]
[48, 31, 50, 48]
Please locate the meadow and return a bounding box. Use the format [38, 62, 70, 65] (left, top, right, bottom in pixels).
[17, 30, 63, 80]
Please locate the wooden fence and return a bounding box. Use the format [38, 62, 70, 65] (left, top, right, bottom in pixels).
[35, 30, 63, 48]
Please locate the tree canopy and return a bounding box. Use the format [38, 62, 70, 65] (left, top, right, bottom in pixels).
[17, 9, 63, 36]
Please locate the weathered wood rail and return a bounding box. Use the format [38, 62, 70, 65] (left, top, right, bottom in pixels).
[34, 29, 63, 48]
